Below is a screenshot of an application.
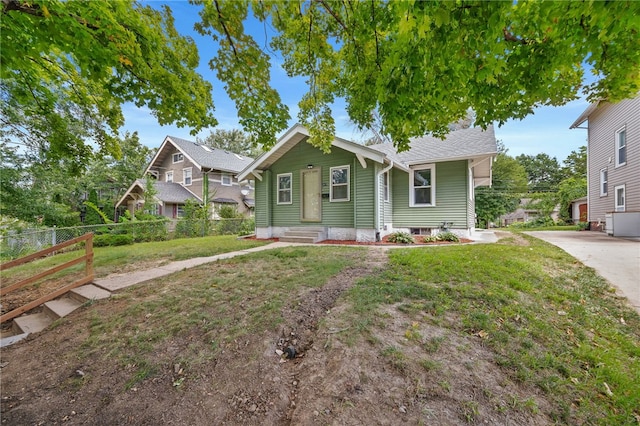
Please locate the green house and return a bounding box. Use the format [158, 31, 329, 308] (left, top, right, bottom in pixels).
[238, 124, 497, 242]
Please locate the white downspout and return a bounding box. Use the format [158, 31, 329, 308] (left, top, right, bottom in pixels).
[376, 161, 394, 236]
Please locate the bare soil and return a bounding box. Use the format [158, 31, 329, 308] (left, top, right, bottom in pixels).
[2, 245, 552, 425]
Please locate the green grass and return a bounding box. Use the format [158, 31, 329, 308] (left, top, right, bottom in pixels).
[346, 234, 640, 425]
[1, 235, 269, 283]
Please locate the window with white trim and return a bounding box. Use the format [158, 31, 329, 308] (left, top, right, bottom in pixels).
[383, 171, 390, 202]
[176, 205, 184, 217]
[221, 173, 232, 186]
[410, 164, 435, 207]
[600, 168, 608, 196]
[166, 171, 173, 183]
[614, 185, 625, 212]
[330, 165, 350, 202]
[615, 126, 626, 167]
[172, 153, 184, 163]
[183, 168, 192, 186]
[277, 173, 292, 204]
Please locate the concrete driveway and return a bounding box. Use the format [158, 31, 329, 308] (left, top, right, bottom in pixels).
[526, 231, 640, 313]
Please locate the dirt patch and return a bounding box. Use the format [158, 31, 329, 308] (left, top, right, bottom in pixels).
[288, 304, 551, 425]
[494, 231, 530, 246]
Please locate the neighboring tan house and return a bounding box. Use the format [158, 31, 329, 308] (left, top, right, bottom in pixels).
[570, 96, 640, 237]
[237, 124, 496, 242]
[500, 198, 561, 227]
[116, 136, 255, 219]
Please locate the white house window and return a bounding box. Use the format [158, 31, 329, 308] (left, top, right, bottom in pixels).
[176, 205, 184, 217]
[330, 165, 350, 202]
[614, 185, 625, 212]
[615, 126, 626, 167]
[172, 153, 184, 163]
[166, 171, 173, 183]
[600, 168, 608, 196]
[183, 168, 192, 186]
[383, 171, 390, 202]
[410, 164, 435, 207]
[221, 173, 232, 186]
[277, 173, 292, 204]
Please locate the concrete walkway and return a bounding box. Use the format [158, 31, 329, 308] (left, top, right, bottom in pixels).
[95, 242, 295, 291]
[526, 231, 640, 314]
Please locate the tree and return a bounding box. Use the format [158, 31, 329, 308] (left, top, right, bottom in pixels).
[197, 129, 263, 158]
[475, 150, 527, 227]
[1, 0, 216, 172]
[516, 153, 563, 192]
[195, 0, 640, 152]
[562, 146, 587, 179]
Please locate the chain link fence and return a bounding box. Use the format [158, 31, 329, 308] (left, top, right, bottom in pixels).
[1, 218, 254, 260]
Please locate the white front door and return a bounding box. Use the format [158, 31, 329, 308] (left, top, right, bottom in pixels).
[301, 168, 321, 222]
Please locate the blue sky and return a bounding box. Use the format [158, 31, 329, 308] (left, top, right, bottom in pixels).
[123, 2, 590, 163]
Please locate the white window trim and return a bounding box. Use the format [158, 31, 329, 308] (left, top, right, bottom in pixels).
[172, 152, 184, 163]
[183, 167, 192, 186]
[410, 164, 436, 207]
[383, 171, 390, 203]
[600, 168, 608, 196]
[221, 172, 232, 186]
[166, 171, 173, 183]
[330, 165, 350, 202]
[614, 184, 625, 212]
[277, 172, 293, 205]
[615, 125, 627, 168]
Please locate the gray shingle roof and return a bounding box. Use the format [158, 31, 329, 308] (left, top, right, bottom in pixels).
[153, 181, 200, 204]
[167, 136, 254, 173]
[368, 125, 497, 166]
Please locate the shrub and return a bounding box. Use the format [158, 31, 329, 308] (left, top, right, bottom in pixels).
[387, 231, 414, 244]
[93, 233, 133, 247]
[436, 231, 460, 242]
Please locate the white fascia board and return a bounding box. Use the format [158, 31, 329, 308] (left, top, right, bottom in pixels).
[237, 124, 309, 181]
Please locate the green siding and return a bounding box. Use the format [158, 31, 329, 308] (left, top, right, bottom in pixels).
[392, 161, 470, 228]
[255, 170, 270, 227]
[262, 140, 377, 228]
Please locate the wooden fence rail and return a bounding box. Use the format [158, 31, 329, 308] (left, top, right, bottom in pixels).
[0, 233, 94, 323]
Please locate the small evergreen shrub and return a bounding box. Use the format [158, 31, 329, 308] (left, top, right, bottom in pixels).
[94, 233, 134, 247]
[387, 231, 414, 244]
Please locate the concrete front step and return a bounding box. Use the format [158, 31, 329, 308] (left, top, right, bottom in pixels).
[279, 236, 317, 244]
[43, 297, 83, 320]
[284, 231, 323, 238]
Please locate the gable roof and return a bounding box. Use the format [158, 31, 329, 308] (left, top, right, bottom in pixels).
[237, 124, 390, 181]
[115, 179, 200, 208]
[368, 125, 497, 165]
[146, 136, 254, 175]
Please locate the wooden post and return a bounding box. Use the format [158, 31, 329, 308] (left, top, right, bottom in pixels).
[85, 233, 94, 280]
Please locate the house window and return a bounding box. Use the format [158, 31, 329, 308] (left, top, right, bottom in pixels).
[615, 185, 625, 212]
[176, 205, 184, 217]
[383, 171, 390, 202]
[166, 171, 173, 183]
[615, 126, 626, 167]
[600, 168, 608, 196]
[330, 165, 350, 202]
[221, 173, 232, 186]
[277, 173, 292, 204]
[410, 164, 435, 207]
[183, 168, 192, 186]
[172, 153, 184, 163]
